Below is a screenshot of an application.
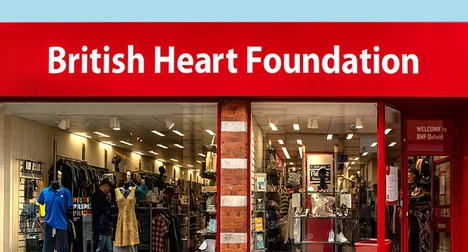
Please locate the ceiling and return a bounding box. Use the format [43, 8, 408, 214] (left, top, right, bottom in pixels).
[252, 102, 402, 170]
[2, 102, 402, 171]
[3, 102, 218, 168]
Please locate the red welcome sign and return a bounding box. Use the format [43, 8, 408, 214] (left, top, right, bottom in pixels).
[406, 116, 456, 152]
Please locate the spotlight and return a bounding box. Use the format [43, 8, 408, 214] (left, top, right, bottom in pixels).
[269, 118, 278, 131]
[356, 118, 364, 129]
[110, 118, 121, 131]
[58, 119, 67, 130]
[165, 118, 175, 130]
[308, 118, 319, 129]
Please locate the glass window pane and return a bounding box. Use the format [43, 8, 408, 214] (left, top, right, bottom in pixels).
[385, 105, 402, 252]
[250, 102, 377, 251]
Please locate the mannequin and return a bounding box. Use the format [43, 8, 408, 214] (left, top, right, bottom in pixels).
[37, 181, 73, 252]
[318, 168, 327, 190]
[112, 155, 122, 172]
[114, 184, 140, 251]
[356, 171, 362, 184]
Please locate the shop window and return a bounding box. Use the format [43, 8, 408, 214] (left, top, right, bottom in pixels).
[250, 102, 378, 251]
[3, 102, 218, 251]
[384, 106, 402, 252]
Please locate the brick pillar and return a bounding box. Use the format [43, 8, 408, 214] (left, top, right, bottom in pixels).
[219, 99, 249, 252]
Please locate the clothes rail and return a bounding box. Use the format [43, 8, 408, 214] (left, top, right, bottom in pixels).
[57, 155, 87, 163]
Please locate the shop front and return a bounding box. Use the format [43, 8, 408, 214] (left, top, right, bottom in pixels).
[1, 22, 468, 252]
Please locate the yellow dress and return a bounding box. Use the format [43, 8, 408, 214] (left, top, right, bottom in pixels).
[114, 187, 140, 247]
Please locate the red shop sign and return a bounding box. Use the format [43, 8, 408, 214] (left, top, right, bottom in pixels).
[406, 116, 456, 152]
[1, 23, 468, 98]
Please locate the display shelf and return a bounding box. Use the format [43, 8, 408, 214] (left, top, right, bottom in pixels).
[294, 215, 354, 219]
[293, 241, 351, 245]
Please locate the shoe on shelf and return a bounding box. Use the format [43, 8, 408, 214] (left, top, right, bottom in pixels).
[328, 230, 335, 243]
[335, 233, 349, 243]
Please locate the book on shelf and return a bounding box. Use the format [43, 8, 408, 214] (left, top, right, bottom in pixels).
[256, 178, 266, 192]
[255, 233, 265, 249]
[254, 217, 263, 231]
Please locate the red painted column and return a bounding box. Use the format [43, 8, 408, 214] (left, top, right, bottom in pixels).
[377, 102, 386, 251]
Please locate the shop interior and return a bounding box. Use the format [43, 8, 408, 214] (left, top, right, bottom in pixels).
[249, 103, 403, 252]
[5, 102, 218, 252]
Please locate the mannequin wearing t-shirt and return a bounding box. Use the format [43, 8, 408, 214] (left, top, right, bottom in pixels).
[37, 181, 73, 252]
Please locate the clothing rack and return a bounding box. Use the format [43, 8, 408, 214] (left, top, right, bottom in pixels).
[56, 155, 87, 163]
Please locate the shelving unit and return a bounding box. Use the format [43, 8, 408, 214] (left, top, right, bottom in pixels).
[18, 159, 44, 252]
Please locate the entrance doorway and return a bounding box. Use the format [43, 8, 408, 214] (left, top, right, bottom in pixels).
[406, 155, 452, 252]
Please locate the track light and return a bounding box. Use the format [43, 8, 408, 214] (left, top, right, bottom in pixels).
[269, 118, 278, 131]
[110, 118, 121, 131]
[58, 119, 67, 130]
[308, 118, 318, 129]
[165, 118, 175, 130]
[356, 118, 364, 129]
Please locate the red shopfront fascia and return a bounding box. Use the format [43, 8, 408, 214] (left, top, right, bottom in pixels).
[1, 23, 468, 252]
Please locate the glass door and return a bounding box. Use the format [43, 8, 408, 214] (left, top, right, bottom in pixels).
[406, 156, 452, 252]
[433, 157, 451, 252]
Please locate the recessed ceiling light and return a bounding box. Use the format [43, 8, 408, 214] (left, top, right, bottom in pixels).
[354, 157, 360, 161]
[278, 140, 284, 145]
[170, 159, 178, 162]
[281, 147, 291, 159]
[297, 139, 303, 145]
[385, 128, 392, 135]
[157, 144, 168, 149]
[196, 161, 202, 164]
[102, 141, 116, 146]
[75, 132, 91, 138]
[119, 140, 133, 146]
[165, 118, 175, 130]
[198, 153, 206, 157]
[149, 150, 159, 155]
[351, 161, 356, 165]
[348, 166, 352, 170]
[151, 130, 165, 137]
[94, 131, 110, 138]
[362, 152, 369, 156]
[133, 151, 144, 156]
[174, 144, 184, 149]
[327, 134, 333, 140]
[371, 142, 377, 147]
[172, 130, 185, 137]
[388, 142, 397, 147]
[289, 162, 294, 165]
[205, 129, 215, 136]
[187, 164, 194, 168]
[347, 134, 354, 140]
[293, 124, 300, 131]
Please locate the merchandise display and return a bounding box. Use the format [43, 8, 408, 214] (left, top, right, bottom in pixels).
[2, 102, 218, 251]
[37, 181, 73, 252]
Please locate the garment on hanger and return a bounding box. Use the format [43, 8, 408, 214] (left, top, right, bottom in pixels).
[114, 187, 140, 247]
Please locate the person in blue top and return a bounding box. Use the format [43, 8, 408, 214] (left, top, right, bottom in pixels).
[37, 181, 73, 252]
